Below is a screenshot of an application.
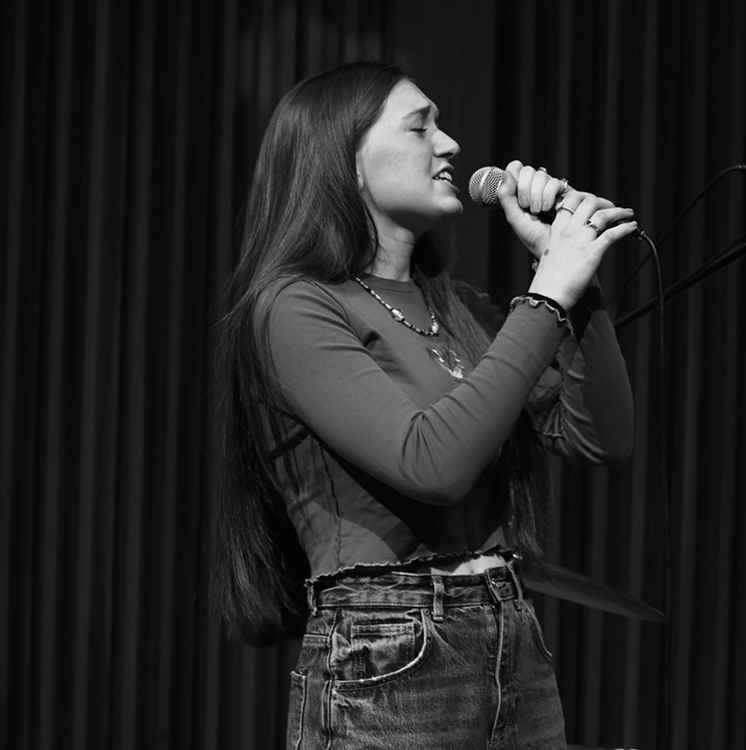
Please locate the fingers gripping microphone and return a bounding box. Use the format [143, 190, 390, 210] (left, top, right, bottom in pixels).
[468, 165, 644, 238]
[469, 166, 557, 222]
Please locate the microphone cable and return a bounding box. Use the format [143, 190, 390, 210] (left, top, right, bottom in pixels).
[623, 229, 672, 750]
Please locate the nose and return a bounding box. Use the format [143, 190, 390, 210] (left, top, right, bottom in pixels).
[435, 128, 460, 159]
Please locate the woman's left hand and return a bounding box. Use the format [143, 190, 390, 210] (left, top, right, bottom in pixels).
[502, 161, 610, 259]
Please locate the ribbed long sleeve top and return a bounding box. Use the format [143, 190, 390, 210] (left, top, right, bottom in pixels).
[263, 272, 634, 583]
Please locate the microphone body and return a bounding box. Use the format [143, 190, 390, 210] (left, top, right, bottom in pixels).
[468, 166, 509, 207]
[469, 166, 559, 224]
[468, 165, 642, 237]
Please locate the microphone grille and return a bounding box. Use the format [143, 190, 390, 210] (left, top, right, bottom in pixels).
[468, 166, 504, 206]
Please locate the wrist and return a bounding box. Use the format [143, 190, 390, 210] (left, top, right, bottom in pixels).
[509, 293, 575, 337]
[526, 280, 574, 312]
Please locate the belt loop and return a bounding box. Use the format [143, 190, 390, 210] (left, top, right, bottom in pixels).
[506, 556, 524, 606]
[305, 579, 318, 616]
[431, 575, 445, 622]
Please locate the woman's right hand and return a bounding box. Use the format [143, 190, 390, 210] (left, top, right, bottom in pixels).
[528, 187, 637, 310]
[495, 167, 637, 310]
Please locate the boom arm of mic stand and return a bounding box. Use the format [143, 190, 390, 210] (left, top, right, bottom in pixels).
[613, 235, 746, 329]
[607, 163, 746, 312]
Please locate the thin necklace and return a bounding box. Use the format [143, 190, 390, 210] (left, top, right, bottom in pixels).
[352, 275, 440, 337]
[352, 274, 464, 379]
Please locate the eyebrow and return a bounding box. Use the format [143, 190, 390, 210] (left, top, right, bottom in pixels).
[402, 103, 440, 120]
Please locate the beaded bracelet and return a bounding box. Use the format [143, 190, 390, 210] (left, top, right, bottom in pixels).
[509, 293, 574, 337]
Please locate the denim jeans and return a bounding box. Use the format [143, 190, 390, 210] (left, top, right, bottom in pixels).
[286, 564, 567, 749]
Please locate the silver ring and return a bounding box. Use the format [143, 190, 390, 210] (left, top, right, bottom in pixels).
[538, 166, 548, 173]
[558, 206, 575, 215]
[585, 219, 601, 234]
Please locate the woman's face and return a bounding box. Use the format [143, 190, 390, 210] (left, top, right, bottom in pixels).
[355, 79, 462, 238]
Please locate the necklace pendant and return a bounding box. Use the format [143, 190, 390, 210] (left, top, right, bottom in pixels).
[428, 344, 464, 379]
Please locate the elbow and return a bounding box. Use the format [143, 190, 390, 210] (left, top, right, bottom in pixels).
[609, 385, 635, 462]
[572, 420, 635, 466]
[567, 393, 635, 465]
[607, 428, 635, 464]
[609, 426, 635, 463]
[603, 397, 635, 464]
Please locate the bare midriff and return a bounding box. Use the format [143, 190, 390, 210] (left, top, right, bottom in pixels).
[408, 551, 507, 576]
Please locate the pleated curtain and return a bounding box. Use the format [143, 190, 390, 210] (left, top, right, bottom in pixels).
[2, 1, 744, 749]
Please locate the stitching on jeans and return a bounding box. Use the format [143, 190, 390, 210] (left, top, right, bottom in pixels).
[333, 609, 432, 692]
[289, 671, 307, 750]
[316, 599, 493, 609]
[489, 602, 504, 745]
[525, 602, 553, 662]
[323, 609, 339, 750]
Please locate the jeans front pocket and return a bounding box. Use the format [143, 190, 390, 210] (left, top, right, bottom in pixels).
[286, 670, 307, 749]
[332, 608, 430, 691]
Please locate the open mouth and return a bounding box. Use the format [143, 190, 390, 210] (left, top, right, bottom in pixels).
[433, 168, 459, 191]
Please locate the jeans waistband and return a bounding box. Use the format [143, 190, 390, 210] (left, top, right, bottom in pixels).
[305, 563, 524, 622]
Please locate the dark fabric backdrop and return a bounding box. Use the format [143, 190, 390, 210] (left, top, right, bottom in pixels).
[2, 1, 745, 748]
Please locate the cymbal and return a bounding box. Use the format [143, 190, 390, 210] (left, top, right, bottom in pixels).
[520, 559, 664, 622]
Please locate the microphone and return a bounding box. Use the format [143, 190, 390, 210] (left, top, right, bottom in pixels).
[468, 165, 643, 237]
[468, 166, 508, 207]
[469, 166, 560, 224]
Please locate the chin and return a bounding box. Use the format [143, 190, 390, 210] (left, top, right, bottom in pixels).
[420, 201, 463, 231]
[439, 197, 464, 218]
[396, 198, 464, 235]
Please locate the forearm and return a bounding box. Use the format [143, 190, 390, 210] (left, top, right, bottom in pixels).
[530, 277, 635, 463]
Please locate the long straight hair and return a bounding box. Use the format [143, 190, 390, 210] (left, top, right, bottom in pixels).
[211, 62, 546, 645]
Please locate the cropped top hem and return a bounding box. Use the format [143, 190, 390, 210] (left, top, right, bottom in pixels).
[305, 542, 511, 587]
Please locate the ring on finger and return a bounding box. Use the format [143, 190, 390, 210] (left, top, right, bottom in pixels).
[538, 166, 548, 173]
[585, 218, 601, 234]
[558, 206, 575, 215]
